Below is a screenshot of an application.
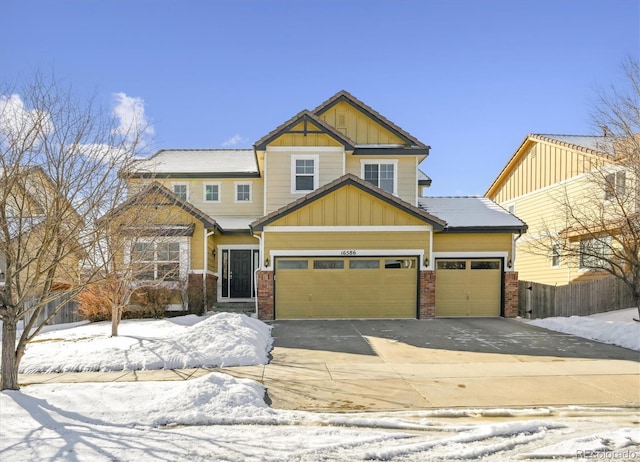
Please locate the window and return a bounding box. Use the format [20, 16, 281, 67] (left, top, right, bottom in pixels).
[605, 171, 626, 200]
[470, 261, 500, 270]
[551, 242, 561, 267]
[131, 241, 181, 281]
[362, 160, 397, 195]
[173, 184, 188, 201]
[204, 183, 220, 202]
[579, 237, 611, 269]
[235, 182, 252, 202]
[292, 156, 318, 193]
[385, 259, 416, 269]
[277, 260, 309, 269]
[313, 260, 344, 269]
[349, 260, 380, 269]
[436, 260, 466, 270]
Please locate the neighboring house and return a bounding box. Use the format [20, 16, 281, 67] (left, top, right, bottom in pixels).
[122, 90, 526, 320]
[485, 133, 636, 285]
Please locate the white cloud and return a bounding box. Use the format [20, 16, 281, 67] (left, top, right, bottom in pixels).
[0, 93, 52, 144]
[112, 92, 154, 143]
[222, 133, 249, 147]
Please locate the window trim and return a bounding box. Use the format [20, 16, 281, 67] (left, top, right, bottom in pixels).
[551, 242, 561, 268]
[234, 181, 253, 203]
[126, 237, 189, 281]
[360, 159, 398, 195]
[203, 182, 221, 203]
[291, 155, 319, 194]
[604, 170, 626, 201]
[172, 182, 189, 201]
[579, 236, 611, 269]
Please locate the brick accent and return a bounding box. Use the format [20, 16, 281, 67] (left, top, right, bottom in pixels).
[419, 270, 436, 319]
[504, 271, 519, 318]
[257, 270, 274, 320]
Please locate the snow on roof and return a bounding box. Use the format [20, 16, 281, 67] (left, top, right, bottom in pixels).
[419, 197, 526, 230]
[215, 216, 261, 232]
[132, 149, 258, 174]
[536, 135, 614, 155]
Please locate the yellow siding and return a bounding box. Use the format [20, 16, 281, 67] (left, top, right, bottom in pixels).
[128, 178, 264, 218]
[264, 231, 429, 258]
[265, 149, 344, 213]
[268, 185, 426, 227]
[434, 233, 512, 255]
[491, 141, 604, 204]
[345, 155, 417, 205]
[318, 101, 405, 145]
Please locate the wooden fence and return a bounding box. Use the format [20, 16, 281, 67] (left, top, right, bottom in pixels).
[518, 276, 635, 319]
[24, 292, 82, 327]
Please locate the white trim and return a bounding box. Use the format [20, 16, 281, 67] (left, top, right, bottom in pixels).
[267, 146, 344, 152]
[234, 181, 253, 203]
[171, 182, 189, 201]
[360, 159, 398, 196]
[124, 236, 191, 279]
[263, 151, 268, 215]
[291, 155, 320, 194]
[267, 248, 426, 270]
[431, 251, 511, 272]
[203, 182, 221, 203]
[217, 245, 260, 303]
[264, 225, 433, 232]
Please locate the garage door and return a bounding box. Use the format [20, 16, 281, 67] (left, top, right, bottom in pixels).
[275, 256, 418, 319]
[435, 259, 502, 317]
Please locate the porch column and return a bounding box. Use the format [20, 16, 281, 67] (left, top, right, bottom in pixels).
[419, 270, 436, 319]
[257, 270, 274, 320]
[504, 271, 519, 318]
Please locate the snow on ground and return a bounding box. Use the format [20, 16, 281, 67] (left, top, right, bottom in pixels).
[1, 310, 639, 461]
[526, 307, 640, 351]
[14, 312, 273, 373]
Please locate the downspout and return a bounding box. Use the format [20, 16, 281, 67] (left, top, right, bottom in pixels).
[252, 229, 262, 318]
[203, 229, 216, 312]
[511, 231, 523, 271]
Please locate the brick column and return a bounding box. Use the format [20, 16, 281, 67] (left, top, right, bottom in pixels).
[419, 270, 436, 319]
[257, 270, 274, 320]
[504, 271, 519, 318]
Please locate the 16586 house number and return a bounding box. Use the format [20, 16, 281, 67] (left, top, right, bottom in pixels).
[340, 250, 357, 256]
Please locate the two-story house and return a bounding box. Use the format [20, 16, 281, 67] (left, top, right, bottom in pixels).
[486, 133, 637, 286]
[120, 91, 526, 320]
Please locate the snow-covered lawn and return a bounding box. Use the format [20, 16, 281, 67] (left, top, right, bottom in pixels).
[1, 310, 639, 461]
[526, 307, 640, 351]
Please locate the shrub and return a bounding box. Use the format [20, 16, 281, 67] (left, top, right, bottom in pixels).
[77, 283, 115, 322]
[128, 287, 173, 319]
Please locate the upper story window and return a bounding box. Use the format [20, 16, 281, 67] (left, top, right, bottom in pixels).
[173, 183, 188, 201]
[551, 242, 561, 267]
[204, 183, 220, 202]
[291, 155, 319, 194]
[579, 236, 611, 269]
[362, 160, 398, 195]
[604, 171, 626, 200]
[235, 182, 252, 202]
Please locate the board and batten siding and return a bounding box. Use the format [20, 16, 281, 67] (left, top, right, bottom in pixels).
[265, 147, 344, 213]
[317, 100, 405, 145]
[492, 141, 605, 204]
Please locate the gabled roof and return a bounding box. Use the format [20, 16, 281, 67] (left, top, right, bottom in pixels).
[419, 197, 527, 233]
[418, 168, 432, 186]
[253, 110, 356, 151]
[485, 133, 615, 198]
[250, 173, 446, 232]
[312, 90, 428, 150]
[126, 149, 259, 179]
[102, 181, 219, 230]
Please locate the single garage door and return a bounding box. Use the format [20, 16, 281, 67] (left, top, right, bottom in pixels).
[275, 256, 418, 319]
[435, 259, 502, 317]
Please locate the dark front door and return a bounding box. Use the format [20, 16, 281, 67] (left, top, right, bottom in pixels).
[230, 250, 252, 298]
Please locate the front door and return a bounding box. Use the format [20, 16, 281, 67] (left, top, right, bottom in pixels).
[230, 250, 252, 298]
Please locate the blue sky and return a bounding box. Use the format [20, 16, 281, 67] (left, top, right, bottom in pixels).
[1, 0, 638, 196]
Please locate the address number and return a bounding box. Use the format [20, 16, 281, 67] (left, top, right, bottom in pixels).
[340, 250, 357, 256]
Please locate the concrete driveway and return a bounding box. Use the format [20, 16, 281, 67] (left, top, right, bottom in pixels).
[223, 318, 640, 411]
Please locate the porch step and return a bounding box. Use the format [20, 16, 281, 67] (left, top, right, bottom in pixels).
[210, 302, 256, 316]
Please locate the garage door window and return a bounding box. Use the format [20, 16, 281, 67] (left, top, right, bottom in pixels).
[313, 260, 344, 269]
[278, 260, 308, 269]
[349, 260, 380, 269]
[437, 260, 466, 270]
[470, 261, 500, 270]
[385, 259, 416, 269]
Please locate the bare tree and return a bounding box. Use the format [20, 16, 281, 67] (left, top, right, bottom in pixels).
[0, 73, 149, 390]
[533, 58, 640, 319]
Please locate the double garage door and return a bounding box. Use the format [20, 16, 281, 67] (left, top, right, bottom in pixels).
[275, 256, 418, 319]
[435, 259, 502, 317]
